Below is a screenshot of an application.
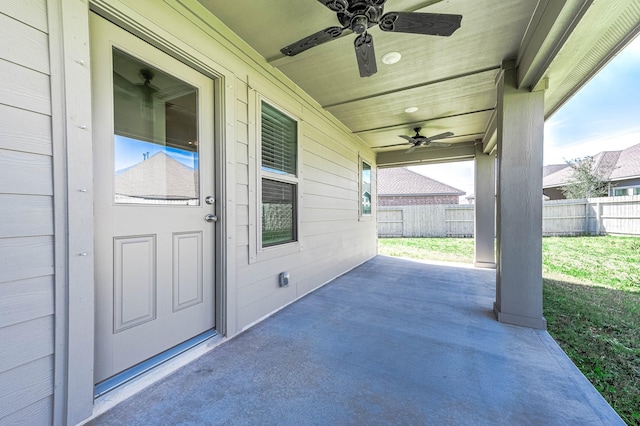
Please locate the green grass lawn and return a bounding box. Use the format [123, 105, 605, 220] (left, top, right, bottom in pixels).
[378, 236, 640, 424]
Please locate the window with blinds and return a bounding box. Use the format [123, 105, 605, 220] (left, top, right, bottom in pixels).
[261, 101, 297, 175]
[260, 101, 298, 247]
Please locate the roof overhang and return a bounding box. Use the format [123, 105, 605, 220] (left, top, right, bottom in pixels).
[197, 0, 639, 167]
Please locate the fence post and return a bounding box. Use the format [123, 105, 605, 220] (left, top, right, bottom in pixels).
[585, 201, 590, 235]
[596, 201, 602, 235]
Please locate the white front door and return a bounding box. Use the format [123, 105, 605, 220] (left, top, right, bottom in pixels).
[90, 14, 216, 384]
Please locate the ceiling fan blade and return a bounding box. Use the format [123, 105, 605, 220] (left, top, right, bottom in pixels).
[376, 141, 412, 148]
[281, 26, 345, 56]
[425, 131, 454, 141]
[426, 141, 452, 147]
[405, 145, 418, 153]
[398, 135, 416, 142]
[317, 0, 348, 13]
[379, 12, 462, 36]
[354, 33, 377, 77]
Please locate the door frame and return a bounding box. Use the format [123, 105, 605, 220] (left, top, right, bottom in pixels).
[54, 1, 238, 423]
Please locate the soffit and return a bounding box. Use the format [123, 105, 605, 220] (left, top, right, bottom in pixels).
[196, 0, 639, 166]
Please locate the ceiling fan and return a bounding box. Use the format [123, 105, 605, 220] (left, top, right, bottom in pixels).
[280, 0, 462, 77]
[378, 127, 453, 153]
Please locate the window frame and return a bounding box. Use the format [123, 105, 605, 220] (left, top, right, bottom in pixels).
[248, 90, 303, 263]
[614, 187, 630, 196]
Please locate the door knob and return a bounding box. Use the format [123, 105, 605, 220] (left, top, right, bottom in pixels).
[205, 214, 218, 222]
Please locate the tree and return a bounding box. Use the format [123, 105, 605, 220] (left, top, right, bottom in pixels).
[560, 156, 609, 199]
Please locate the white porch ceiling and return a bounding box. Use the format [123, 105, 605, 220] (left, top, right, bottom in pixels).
[198, 0, 640, 166]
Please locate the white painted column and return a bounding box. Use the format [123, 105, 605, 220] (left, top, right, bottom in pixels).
[494, 61, 546, 329]
[474, 143, 496, 268]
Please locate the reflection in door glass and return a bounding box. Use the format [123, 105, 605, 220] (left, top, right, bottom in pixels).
[112, 48, 200, 205]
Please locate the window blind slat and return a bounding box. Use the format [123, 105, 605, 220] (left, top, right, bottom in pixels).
[261, 101, 296, 175]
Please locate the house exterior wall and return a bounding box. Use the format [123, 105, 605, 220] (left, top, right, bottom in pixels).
[609, 178, 640, 196]
[543, 187, 566, 200]
[378, 195, 459, 206]
[0, 0, 378, 423]
[546, 178, 640, 200]
[0, 1, 57, 424]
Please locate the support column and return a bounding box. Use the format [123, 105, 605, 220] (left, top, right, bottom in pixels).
[494, 61, 546, 329]
[474, 143, 496, 268]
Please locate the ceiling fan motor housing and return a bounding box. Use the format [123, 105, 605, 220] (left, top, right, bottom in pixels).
[337, 1, 385, 33]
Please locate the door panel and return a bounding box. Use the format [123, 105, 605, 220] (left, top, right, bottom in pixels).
[113, 235, 157, 332]
[172, 231, 203, 312]
[90, 14, 216, 384]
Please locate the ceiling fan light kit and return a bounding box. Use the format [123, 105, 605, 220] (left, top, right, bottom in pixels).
[280, 0, 462, 77]
[382, 51, 402, 64]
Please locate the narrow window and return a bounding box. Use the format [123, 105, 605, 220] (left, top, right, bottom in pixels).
[633, 187, 640, 195]
[260, 101, 298, 247]
[614, 188, 628, 196]
[361, 161, 372, 215]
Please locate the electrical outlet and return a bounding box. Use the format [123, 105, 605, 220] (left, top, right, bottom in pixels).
[279, 272, 290, 287]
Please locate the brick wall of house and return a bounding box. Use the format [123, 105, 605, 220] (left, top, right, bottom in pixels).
[379, 195, 459, 206]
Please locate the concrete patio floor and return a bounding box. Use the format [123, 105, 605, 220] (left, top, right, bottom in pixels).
[88, 255, 623, 425]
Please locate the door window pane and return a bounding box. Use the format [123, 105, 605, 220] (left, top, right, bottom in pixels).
[113, 48, 200, 205]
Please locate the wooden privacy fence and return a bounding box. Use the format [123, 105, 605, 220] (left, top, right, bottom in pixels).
[378, 195, 640, 238]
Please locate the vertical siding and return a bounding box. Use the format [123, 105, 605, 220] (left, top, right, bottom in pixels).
[0, 0, 55, 424]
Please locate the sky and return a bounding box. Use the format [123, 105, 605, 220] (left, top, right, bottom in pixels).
[410, 35, 640, 199]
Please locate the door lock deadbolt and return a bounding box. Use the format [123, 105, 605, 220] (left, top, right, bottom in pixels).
[205, 196, 215, 205]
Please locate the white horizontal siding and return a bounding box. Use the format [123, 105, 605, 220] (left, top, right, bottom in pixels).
[0, 150, 53, 196]
[0, 276, 54, 329]
[0, 2, 55, 424]
[0, 59, 51, 115]
[0, 316, 54, 373]
[235, 100, 376, 330]
[0, 0, 48, 32]
[0, 104, 52, 156]
[0, 195, 53, 238]
[0, 13, 49, 74]
[0, 395, 52, 426]
[0, 356, 53, 420]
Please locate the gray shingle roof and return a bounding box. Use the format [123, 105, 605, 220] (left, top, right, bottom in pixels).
[609, 142, 640, 180]
[543, 142, 640, 188]
[378, 167, 465, 196]
[543, 164, 569, 177]
[115, 151, 198, 199]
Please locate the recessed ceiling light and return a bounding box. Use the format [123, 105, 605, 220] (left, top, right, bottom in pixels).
[404, 106, 419, 113]
[381, 52, 402, 65]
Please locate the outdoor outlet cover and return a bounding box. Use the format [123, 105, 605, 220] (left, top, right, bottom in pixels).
[279, 272, 290, 287]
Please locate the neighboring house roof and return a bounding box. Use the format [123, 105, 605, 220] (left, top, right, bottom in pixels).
[543, 143, 640, 189]
[543, 164, 569, 177]
[378, 167, 465, 196]
[609, 142, 640, 180]
[115, 151, 198, 199]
